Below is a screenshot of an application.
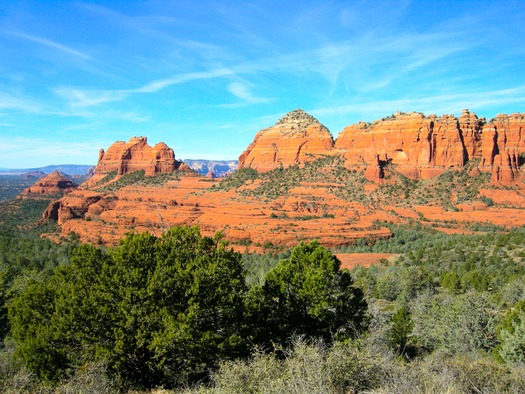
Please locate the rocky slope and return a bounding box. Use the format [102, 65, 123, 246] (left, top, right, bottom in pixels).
[42, 109, 525, 250]
[19, 170, 77, 197]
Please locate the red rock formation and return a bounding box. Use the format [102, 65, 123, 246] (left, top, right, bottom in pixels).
[480, 113, 525, 184]
[238, 109, 334, 172]
[41, 110, 525, 250]
[335, 111, 475, 181]
[239, 108, 524, 184]
[458, 109, 484, 159]
[95, 137, 177, 176]
[43, 190, 102, 224]
[335, 110, 525, 183]
[19, 170, 77, 197]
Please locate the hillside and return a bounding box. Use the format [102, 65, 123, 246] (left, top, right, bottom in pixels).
[41, 109, 525, 250]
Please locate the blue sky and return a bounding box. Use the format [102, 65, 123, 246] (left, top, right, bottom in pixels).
[1, 0, 524, 168]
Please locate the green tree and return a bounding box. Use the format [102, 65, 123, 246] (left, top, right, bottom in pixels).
[496, 300, 525, 366]
[388, 305, 414, 358]
[248, 241, 368, 348]
[9, 226, 248, 388]
[8, 277, 68, 382]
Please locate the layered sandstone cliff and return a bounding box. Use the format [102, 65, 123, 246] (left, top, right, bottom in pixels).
[335, 111, 473, 179]
[95, 136, 178, 176]
[240, 109, 523, 183]
[480, 113, 525, 183]
[19, 170, 77, 197]
[238, 109, 334, 172]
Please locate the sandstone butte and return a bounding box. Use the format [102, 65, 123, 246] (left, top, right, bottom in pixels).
[19, 170, 77, 198]
[92, 136, 189, 180]
[239, 109, 525, 185]
[43, 109, 525, 251]
[239, 109, 334, 172]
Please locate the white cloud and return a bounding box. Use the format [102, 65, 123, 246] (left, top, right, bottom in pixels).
[314, 85, 525, 121]
[0, 93, 40, 112]
[132, 68, 235, 93]
[9, 31, 93, 60]
[53, 87, 126, 107]
[226, 82, 271, 105]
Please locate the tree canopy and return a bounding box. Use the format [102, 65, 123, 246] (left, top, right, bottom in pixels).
[9, 227, 248, 388]
[247, 240, 368, 349]
[8, 229, 368, 389]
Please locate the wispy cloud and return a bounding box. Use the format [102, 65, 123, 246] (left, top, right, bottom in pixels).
[8, 31, 93, 60]
[314, 85, 525, 122]
[132, 68, 235, 93]
[0, 93, 40, 112]
[54, 68, 237, 108]
[54, 87, 126, 107]
[226, 82, 271, 105]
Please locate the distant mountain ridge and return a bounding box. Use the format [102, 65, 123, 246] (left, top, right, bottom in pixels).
[183, 159, 238, 177]
[0, 164, 94, 175]
[0, 160, 238, 178]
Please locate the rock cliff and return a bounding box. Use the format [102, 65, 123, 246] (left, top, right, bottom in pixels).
[240, 109, 524, 183]
[19, 170, 77, 197]
[238, 109, 334, 172]
[336, 111, 469, 179]
[95, 136, 178, 177]
[336, 109, 524, 183]
[480, 113, 525, 183]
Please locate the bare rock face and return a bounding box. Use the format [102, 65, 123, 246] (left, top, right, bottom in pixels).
[238, 109, 334, 172]
[43, 191, 102, 224]
[480, 113, 525, 184]
[458, 109, 484, 159]
[20, 170, 77, 197]
[336, 110, 525, 183]
[335, 111, 475, 180]
[95, 136, 177, 176]
[239, 108, 525, 183]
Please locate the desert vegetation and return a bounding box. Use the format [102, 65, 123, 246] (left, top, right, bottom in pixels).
[0, 174, 525, 392]
[215, 155, 494, 210]
[0, 176, 36, 202]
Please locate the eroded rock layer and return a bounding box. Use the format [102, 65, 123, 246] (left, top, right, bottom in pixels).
[336, 110, 524, 183]
[95, 136, 177, 177]
[238, 109, 334, 172]
[239, 109, 524, 184]
[480, 113, 525, 183]
[20, 170, 77, 197]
